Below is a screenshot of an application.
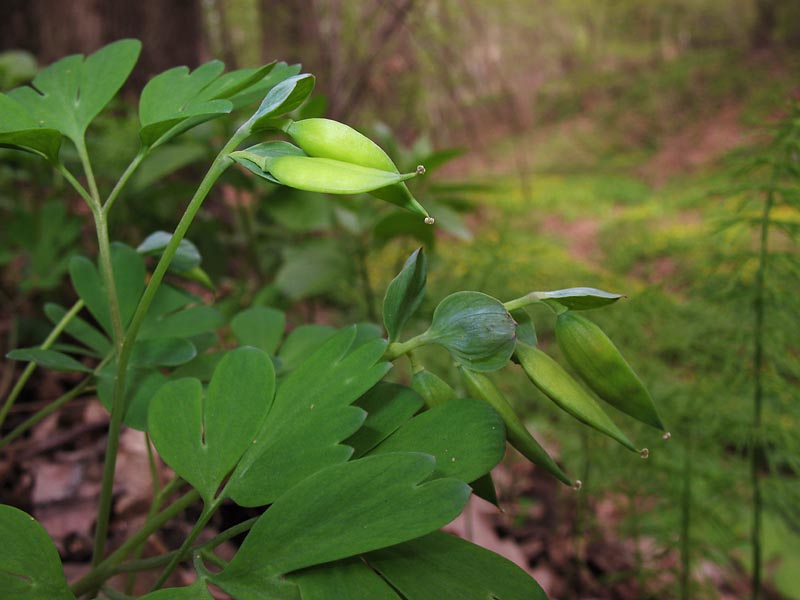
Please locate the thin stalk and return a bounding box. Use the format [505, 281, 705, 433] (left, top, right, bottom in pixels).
[0, 376, 93, 451]
[151, 497, 223, 591]
[101, 585, 134, 600]
[0, 299, 84, 431]
[123, 435, 165, 595]
[503, 292, 549, 313]
[71, 489, 199, 598]
[382, 333, 429, 361]
[91, 122, 252, 568]
[113, 516, 258, 575]
[57, 163, 94, 206]
[103, 149, 147, 216]
[679, 427, 693, 600]
[750, 183, 775, 600]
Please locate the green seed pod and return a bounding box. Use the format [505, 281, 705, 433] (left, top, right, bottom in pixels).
[264, 155, 417, 195]
[411, 368, 457, 409]
[460, 367, 573, 486]
[283, 119, 431, 219]
[284, 118, 398, 172]
[556, 311, 665, 431]
[515, 341, 639, 453]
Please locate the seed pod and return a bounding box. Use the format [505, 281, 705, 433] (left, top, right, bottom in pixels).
[264, 156, 417, 195]
[555, 311, 665, 431]
[412, 368, 457, 409]
[515, 341, 638, 453]
[284, 118, 398, 172]
[460, 367, 572, 486]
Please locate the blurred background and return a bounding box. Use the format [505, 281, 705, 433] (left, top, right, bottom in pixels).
[1, 1, 799, 599]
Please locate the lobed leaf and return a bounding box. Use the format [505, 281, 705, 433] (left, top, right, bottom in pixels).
[290, 558, 397, 600]
[0, 504, 76, 600]
[148, 347, 275, 503]
[249, 73, 316, 129]
[368, 531, 547, 600]
[137, 231, 202, 273]
[212, 453, 471, 588]
[230, 306, 286, 355]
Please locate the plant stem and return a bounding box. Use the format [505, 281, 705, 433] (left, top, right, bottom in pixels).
[90, 122, 252, 568]
[750, 182, 774, 600]
[0, 376, 93, 451]
[502, 292, 543, 312]
[0, 299, 84, 432]
[679, 426, 693, 600]
[103, 149, 147, 216]
[57, 164, 95, 206]
[113, 517, 258, 575]
[151, 497, 222, 591]
[383, 333, 429, 361]
[71, 489, 199, 598]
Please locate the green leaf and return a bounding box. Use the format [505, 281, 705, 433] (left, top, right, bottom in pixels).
[136, 580, 214, 600]
[290, 558, 398, 600]
[97, 366, 168, 432]
[249, 74, 315, 129]
[137, 231, 202, 273]
[139, 61, 232, 147]
[368, 531, 547, 600]
[6, 347, 91, 373]
[383, 248, 427, 342]
[264, 189, 334, 232]
[69, 243, 145, 336]
[276, 324, 337, 373]
[212, 453, 471, 587]
[129, 337, 197, 367]
[230, 141, 306, 184]
[515, 342, 638, 453]
[346, 382, 425, 458]
[227, 328, 390, 506]
[7, 40, 140, 145]
[536, 287, 623, 311]
[230, 306, 286, 354]
[170, 350, 226, 382]
[368, 398, 506, 482]
[422, 291, 517, 372]
[44, 303, 111, 356]
[148, 347, 276, 503]
[460, 368, 572, 486]
[138, 305, 224, 341]
[0, 505, 76, 600]
[0, 94, 61, 160]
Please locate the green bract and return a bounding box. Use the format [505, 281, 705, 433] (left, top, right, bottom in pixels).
[515, 341, 639, 453]
[420, 291, 517, 372]
[383, 247, 427, 342]
[556, 311, 665, 431]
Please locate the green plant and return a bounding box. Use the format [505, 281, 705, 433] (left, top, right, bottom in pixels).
[0, 40, 664, 599]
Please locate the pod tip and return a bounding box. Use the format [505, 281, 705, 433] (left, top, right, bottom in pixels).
[662, 431, 671, 441]
[416, 164, 426, 175]
[572, 479, 583, 491]
[424, 216, 435, 225]
[640, 448, 650, 459]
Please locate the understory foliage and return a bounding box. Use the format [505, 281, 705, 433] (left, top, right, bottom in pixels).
[0, 40, 666, 599]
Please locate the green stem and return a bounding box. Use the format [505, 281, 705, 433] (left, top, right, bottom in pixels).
[103, 149, 147, 216]
[90, 122, 252, 569]
[151, 497, 222, 591]
[0, 377, 93, 451]
[113, 516, 258, 575]
[57, 164, 94, 206]
[101, 585, 134, 600]
[679, 426, 693, 600]
[750, 182, 774, 600]
[76, 138, 102, 208]
[71, 488, 199, 598]
[502, 292, 542, 313]
[383, 333, 429, 362]
[0, 299, 84, 432]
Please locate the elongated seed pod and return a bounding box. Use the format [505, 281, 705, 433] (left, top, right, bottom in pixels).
[284, 118, 398, 172]
[460, 367, 573, 486]
[556, 312, 665, 431]
[515, 342, 638, 453]
[264, 156, 416, 195]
